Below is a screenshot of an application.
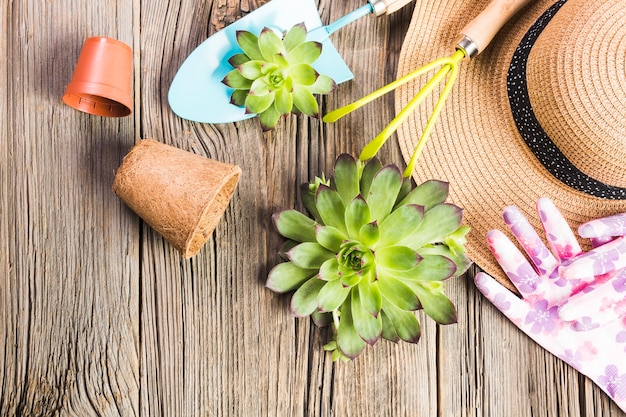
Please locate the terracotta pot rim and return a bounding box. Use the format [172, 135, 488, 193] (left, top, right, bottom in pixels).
[63, 36, 133, 117]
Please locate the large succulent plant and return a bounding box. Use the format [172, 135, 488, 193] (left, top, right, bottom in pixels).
[222, 23, 336, 130]
[266, 154, 470, 361]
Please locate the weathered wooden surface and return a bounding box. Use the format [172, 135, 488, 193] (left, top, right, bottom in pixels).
[1, 0, 625, 416]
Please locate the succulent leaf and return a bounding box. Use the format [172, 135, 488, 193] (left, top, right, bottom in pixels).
[380, 310, 400, 343]
[290, 64, 318, 86]
[400, 204, 463, 249]
[351, 287, 382, 345]
[266, 262, 318, 293]
[291, 277, 326, 317]
[275, 88, 293, 115]
[318, 279, 351, 313]
[272, 53, 289, 68]
[312, 309, 333, 327]
[316, 185, 346, 233]
[336, 294, 367, 358]
[333, 154, 360, 205]
[410, 282, 458, 324]
[359, 158, 383, 198]
[381, 297, 421, 343]
[394, 177, 413, 207]
[444, 225, 470, 256]
[376, 204, 424, 248]
[236, 30, 264, 60]
[292, 85, 319, 117]
[358, 279, 382, 317]
[301, 180, 326, 223]
[377, 274, 421, 311]
[287, 242, 335, 269]
[259, 104, 281, 131]
[419, 244, 471, 278]
[340, 271, 362, 288]
[222, 69, 253, 89]
[258, 28, 285, 61]
[228, 53, 251, 67]
[273, 209, 317, 242]
[278, 240, 298, 260]
[366, 165, 403, 222]
[245, 91, 275, 114]
[396, 180, 449, 211]
[345, 196, 370, 240]
[230, 89, 248, 107]
[287, 41, 322, 65]
[249, 77, 271, 96]
[316, 225, 346, 252]
[318, 258, 340, 281]
[391, 254, 456, 281]
[283, 22, 307, 52]
[238, 60, 266, 80]
[309, 74, 337, 94]
[358, 221, 379, 247]
[376, 246, 421, 271]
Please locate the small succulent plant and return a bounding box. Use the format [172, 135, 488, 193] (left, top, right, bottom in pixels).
[222, 23, 336, 130]
[266, 154, 470, 361]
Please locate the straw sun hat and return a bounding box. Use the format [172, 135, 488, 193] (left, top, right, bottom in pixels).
[396, 0, 626, 288]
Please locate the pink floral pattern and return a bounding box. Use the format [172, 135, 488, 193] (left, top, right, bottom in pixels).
[475, 198, 626, 412]
[598, 365, 626, 400]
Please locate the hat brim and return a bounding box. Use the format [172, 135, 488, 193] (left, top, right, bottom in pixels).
[396, 0, 626, 290]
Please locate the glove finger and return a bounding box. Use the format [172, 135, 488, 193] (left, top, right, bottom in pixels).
[503, 205, 559, 276]
[474, 272, 530, 322]
[475, 272, 564, 340]
[537, 197, 582, 261]
[486, 229, 546, 297]
[591, 236, 614, 248]
[559, 236, 626, 280]
[579, 213, 626, 238]
[558, 268, 626, 328]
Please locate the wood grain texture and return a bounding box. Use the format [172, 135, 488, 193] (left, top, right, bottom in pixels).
[2, 0, 625, 416]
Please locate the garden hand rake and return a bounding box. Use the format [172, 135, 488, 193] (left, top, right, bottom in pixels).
[324, 0, 533, 177]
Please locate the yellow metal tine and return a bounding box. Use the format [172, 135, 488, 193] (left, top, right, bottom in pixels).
[403, 58, 461, 177]
[359, 63, 453, 161]
[323, 54, 458, 123]
[359, 49, 464, 163]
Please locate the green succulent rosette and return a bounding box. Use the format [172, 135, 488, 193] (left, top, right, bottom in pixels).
[267, 154, 471, 361]
[222, 23, 336, 130]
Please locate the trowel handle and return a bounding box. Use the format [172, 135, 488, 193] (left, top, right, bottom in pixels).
[369, 0, 414, 16]
[457, 0, 533, 58]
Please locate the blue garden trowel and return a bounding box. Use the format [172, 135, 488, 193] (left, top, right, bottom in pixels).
[168, 0, 413, 124]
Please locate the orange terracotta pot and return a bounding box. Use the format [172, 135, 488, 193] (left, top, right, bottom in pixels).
[63, 37, 133, 117]
[113, 139, 242, 258]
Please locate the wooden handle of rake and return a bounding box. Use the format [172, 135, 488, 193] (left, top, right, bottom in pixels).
[458, 0, 533, 57]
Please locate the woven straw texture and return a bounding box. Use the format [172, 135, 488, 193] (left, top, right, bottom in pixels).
[396, 0, 626, 288]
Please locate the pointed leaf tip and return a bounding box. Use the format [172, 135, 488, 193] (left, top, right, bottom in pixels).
[287, 41, 322, 65]
[272, 209, 317, 242]
[291, 276, 326, 317]
[287, 241, 335, 269]
[333, 154, 360, 206]
[258, 27, 285, 62]
[266, 262, 317, 293]
[236, 30, 263, 61]
[366, 164, 404, 222]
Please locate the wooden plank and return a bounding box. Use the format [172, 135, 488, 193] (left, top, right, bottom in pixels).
[3, 0, 626, 415]
[1, 0, 139, 415]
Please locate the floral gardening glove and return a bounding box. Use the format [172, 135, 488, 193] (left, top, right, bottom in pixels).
[474, 198, 626, 412]
[557, 214, 626, 327]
